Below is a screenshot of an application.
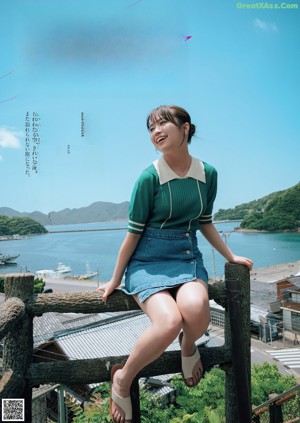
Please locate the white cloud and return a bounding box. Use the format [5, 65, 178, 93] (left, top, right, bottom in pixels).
[0, 127, 22, 149]
[254, 18, 278, 32]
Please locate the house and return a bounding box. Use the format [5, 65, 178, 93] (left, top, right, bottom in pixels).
[276, 276, 300, 337]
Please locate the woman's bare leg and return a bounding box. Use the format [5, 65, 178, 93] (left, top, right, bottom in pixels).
[111, 290, 182, 422]
[176, 280, 210, 386]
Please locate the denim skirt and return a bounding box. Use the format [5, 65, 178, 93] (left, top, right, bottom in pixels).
[123, 227, 208, 303]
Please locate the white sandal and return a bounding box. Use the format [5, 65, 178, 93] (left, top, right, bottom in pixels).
[110, 364, 132, 421]
[179, 332, 203, 387]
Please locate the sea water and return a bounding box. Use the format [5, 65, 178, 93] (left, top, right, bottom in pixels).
[0, 221, 299, 281]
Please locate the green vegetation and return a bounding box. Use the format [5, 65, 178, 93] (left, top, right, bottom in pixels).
[65, 363, 297, 423]
[0, 276, 45, 293]
[214, 182, 300, 231]
[0, 215, 47, 236]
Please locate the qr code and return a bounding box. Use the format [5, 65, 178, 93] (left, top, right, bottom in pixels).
[2, 399, 25, 421]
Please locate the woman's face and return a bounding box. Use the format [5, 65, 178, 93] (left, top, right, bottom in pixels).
[149, 117, 189, 152]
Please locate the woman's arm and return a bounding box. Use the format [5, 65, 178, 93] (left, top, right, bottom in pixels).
[199, 223, 253, 270]
[98, 232, 141, 301]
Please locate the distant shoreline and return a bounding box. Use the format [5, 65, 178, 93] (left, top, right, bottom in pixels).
[48, 227, 127, 234]
[213, 219, 242, 224]
[213, 219, 300, 233]
[235, 227, 300, 234]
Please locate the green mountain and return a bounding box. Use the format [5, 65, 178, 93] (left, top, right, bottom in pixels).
[214, 182, 300, 231]
[0, 201, 129, 226]
[0, 215, 47, 236]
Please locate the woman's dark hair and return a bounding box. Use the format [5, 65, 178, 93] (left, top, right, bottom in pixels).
[146, 105, 196, 143]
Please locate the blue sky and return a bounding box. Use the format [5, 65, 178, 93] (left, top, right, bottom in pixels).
[1, 0, 299, 215]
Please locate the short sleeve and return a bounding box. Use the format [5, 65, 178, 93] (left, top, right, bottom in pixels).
[128, 169, 157, 234]
[199, 164, 218, 225]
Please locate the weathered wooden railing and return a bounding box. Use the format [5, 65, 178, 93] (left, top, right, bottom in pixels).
[252, 384, 300, 423]
[0, 263, 252, 423]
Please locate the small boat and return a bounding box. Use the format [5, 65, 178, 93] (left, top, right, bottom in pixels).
[0, 253, 20, 265]
[56, 263, 72, 274]
[36, 262, 72, 279]
[70, 263, 99, 280]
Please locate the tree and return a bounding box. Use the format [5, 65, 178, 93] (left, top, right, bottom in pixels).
[0, 215, 47, 236]
[215, 182, 300, 231]
[251, 362, 296, 404]
[66, 363, 298, 423]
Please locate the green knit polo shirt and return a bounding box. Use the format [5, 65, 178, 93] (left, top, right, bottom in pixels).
[128, 156, 217, 234]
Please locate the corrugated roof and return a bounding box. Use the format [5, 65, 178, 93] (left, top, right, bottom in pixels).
[58, 311, 134, 329]
[33, 313, 64, 345]
[33, 311, 138, 346]
[55, 313, 209, 361]
[250, 305, 269, 323]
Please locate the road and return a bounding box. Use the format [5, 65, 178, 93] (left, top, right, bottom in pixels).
[43, 277, 103, 292]
[207, 325, 300, 378]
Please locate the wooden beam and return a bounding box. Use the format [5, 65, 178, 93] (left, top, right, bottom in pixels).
[27, 346, 231, 386]
[27, 281, 226, 315]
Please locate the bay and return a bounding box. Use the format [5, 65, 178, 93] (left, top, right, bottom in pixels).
[0, 221, 299, 281]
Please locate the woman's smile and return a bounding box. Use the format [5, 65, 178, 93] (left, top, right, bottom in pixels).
[156, 135, 167, 144]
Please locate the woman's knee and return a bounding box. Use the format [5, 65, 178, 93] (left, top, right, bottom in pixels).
[182, 291, 209, 311]
[156, 312, 182, 339]
[179, 297, 210, 328]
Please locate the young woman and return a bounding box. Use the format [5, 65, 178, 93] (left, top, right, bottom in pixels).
[99, 105, 253, 423]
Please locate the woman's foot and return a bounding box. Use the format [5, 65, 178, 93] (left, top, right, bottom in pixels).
[179, 332, 203, 387]
[110, 365, 132, 423]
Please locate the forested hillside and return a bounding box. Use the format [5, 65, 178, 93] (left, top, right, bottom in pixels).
[214, 182, 300, 231]
[0, 215, 47, 236]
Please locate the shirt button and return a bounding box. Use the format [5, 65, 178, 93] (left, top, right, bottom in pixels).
[186, 250, 191, 254]
[185, 233, 190, 237]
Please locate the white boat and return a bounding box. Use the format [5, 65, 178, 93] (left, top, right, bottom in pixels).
[70, 263, 99, 280]
[0, 253, 20, 265]
[36, 263, 72, 279]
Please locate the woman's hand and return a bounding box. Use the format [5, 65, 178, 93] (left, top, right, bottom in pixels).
[229, 254, 253, 271]
[97, 280, 121, 302]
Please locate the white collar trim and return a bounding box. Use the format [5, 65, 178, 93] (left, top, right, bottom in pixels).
[153, 156, 206, 185]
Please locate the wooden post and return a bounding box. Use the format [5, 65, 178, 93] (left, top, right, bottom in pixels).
[2, 274, 35, 423]
[269, 403, 283, 423]
[131, 377, 141, 423]
[224, 263, 251, 423]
